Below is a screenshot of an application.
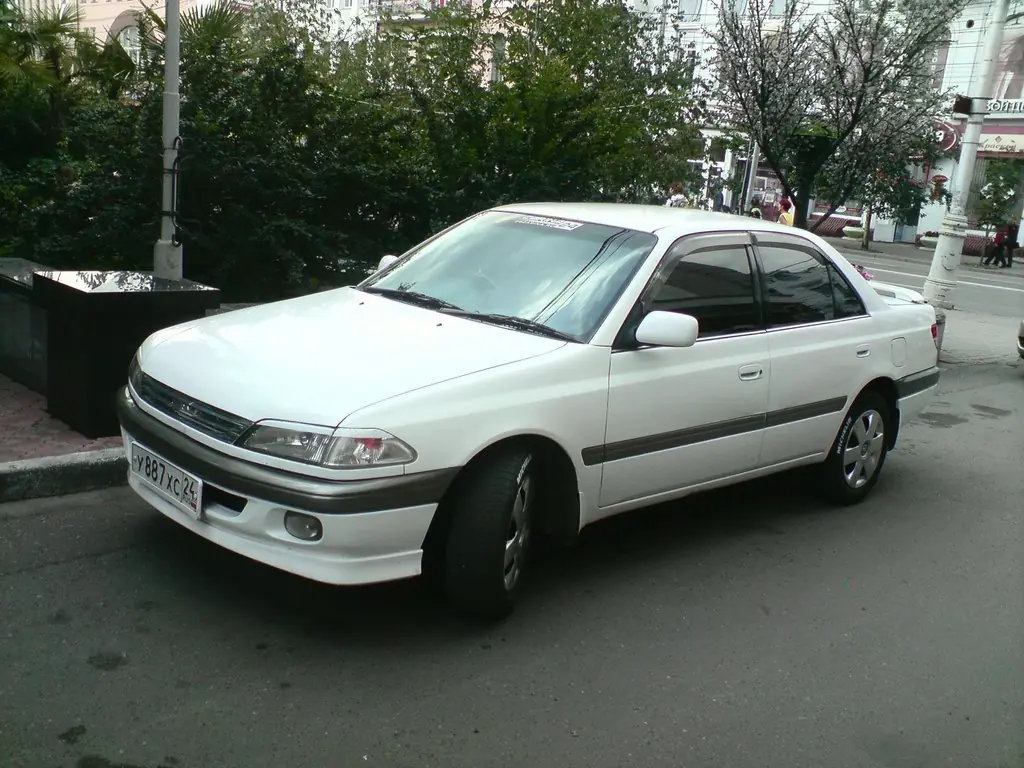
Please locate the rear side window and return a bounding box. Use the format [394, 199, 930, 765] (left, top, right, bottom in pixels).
[827, 263, 867, 318]
[647, 245, 760, 338]
[757, 244, 835, 327]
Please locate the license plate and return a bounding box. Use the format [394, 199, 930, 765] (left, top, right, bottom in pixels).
[130, 443, 203, 517]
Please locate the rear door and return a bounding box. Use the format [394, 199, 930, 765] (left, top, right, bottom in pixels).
[751, 232, 876, 466]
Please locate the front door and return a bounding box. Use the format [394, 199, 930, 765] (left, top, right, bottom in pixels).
[596, 233, 770, 509]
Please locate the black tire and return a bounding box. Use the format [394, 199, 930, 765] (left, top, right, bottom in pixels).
[818, 390, 892, 505]
[443, 449, 537, 620]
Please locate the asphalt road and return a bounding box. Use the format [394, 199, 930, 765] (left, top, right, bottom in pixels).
[836, 249, 1024, 318]
[2, 364, 1022, 768]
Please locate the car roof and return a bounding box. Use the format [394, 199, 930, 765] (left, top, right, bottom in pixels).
[490, 202, 801, 237]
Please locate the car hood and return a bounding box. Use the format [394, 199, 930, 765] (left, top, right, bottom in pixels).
[137, 287, 566, 426]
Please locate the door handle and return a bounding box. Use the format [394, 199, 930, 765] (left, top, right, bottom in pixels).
[738, 364, 763, 381]
[856, 345, 870, 358]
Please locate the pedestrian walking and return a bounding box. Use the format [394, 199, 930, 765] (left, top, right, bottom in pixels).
[983, 223, 1017, 268]
[982, 228, 1006, 267]
[1004, 223, 1018, 268]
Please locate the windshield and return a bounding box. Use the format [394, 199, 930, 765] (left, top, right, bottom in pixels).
[359, 211, 658, 342]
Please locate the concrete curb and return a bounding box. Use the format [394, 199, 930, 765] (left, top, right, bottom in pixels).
[0, 447, 127, 504]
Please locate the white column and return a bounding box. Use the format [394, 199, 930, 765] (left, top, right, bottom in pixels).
[922, 0, 1011, 308]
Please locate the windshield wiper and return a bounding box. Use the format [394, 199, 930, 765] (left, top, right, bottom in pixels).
[360, 287, 463, 311]
[440, 310, 576, 342]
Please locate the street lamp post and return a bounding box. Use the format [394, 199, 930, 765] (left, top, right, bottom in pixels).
[741, 140, 760, 214]
[921, 0, 1012, 308]
[153, 0, 183, 281]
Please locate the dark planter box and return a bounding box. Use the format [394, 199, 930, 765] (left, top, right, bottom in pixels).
[0, 258, 49, 394]
[33, 271, 220, 439]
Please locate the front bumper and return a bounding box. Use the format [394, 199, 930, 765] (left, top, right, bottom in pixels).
[116, 387, 458, 585]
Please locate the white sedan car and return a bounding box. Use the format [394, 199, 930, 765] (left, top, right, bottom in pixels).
[117, 204, 940, 618]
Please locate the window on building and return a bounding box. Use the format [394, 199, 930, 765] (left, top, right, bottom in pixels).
[117, 25, 142, 68]
[758, 244, 835, 327]
[648, 245, 761, 338]
[769, 0, 787, 16]
[708, 137, 728, 163]
[677, 0, 702, 19]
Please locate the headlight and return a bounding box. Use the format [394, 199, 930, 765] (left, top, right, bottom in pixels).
[239, 423, 417, 468]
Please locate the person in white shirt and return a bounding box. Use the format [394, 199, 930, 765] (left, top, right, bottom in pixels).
[664, 181, 687, 208]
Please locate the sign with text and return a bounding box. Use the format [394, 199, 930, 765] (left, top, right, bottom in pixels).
[988, 99, 1024, 116]
[978, 134, 1024, 154]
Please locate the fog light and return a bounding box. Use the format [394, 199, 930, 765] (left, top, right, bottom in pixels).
[284, 511, 323, 542]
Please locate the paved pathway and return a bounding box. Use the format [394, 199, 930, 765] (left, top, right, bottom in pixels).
[2, 362, 1021, 768]
[0, 375, 120, 463]
[0, 304, 257, 464]
[827, 240, 1024, 319]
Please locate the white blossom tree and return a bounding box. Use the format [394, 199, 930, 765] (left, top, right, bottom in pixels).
[708, 0, 968, 229]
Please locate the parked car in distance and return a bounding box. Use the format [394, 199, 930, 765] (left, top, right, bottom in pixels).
[117, 204, 941, 619]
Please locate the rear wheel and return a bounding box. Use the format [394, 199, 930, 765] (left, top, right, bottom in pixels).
[443, 449, 536, 620]
[818, 391, 891, 505]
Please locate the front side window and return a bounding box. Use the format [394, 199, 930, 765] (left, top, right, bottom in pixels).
[758, 244, 835, 327]
[360, 211, 658, 342]
[647, 245, 760, 338]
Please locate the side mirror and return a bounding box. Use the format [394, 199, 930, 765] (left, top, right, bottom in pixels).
[377, 254, 399, 272]
[634, 311, 699, 348]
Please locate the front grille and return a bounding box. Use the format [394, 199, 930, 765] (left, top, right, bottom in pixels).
[132, 370, 253, 444]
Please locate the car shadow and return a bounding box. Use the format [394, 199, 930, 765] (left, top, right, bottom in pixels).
[137, 467, 842, 646]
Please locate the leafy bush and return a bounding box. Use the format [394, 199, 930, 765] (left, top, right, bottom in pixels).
[0, 0, 704, 300]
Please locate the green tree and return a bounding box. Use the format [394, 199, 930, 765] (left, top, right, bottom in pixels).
[3, 0, 707, 299]
[710, 0, 967, 229]
[845, 127, 938, 250]
[382, 0, 705, 227]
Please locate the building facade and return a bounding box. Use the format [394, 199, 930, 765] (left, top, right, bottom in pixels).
[914, 0, 1024, 240]
[71, 0, 205, 47]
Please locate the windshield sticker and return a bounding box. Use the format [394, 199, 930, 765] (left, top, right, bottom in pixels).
[513, 215, 583, 231]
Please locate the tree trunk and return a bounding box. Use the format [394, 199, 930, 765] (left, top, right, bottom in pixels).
[861, 203, 873, 251]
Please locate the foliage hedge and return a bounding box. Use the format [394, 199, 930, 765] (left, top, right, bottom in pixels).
[0, 0, 706, 300]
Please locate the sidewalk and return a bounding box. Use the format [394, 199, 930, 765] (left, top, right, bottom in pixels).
[825, 236, 933, 264]
[0, 303, 257, 503]
[0, 305, 1018, 503]
[0, 375, 121, 463]
[825, 236, 1020, 275]
[938, 309, 1022, 367]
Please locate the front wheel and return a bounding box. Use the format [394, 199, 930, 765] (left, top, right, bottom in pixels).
[818, 391, 892, 505]
[443, 449, 537, 620]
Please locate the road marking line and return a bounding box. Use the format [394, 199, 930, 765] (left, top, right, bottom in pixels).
[868, 268, 1024, 293]
[852, 257, 1023, 284]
